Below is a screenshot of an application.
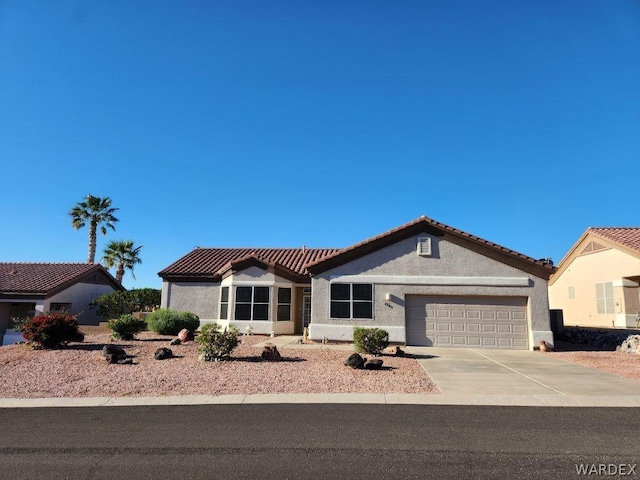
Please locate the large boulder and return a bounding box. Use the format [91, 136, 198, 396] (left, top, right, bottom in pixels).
[618, 335, 640, 354]
[261, 344, 282, 362]
[154, 347, 173, 360]
[344, 353, 366, 369]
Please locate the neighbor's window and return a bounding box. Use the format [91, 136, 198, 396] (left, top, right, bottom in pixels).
[595, 282, 614, 314]
[220, 287, 229, 319]
[49, 303, 71, 312]
[277, 287, 292, 321]
[568, 286, 575, 300]
[330, 283, 373, 319]
[235, 286, 269, 321]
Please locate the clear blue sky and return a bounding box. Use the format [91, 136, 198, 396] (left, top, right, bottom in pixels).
[1, 0, 638, 289]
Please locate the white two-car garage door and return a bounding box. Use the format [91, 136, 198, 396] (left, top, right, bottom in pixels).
[405, 295, 529, 349]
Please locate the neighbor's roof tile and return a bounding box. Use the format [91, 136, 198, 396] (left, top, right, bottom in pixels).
[0, 263, 113, 294]
[589, 227, 640, 253]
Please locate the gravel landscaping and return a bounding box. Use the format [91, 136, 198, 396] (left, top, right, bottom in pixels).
[546, 349, 640, 383]
[0, 332, 438, 398]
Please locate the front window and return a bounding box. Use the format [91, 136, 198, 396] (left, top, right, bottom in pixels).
[235, 286, 270, 321]
[595, 282, 614, 314]
[330, 283, 373, 319]
[277, 288, 292, 321]
[220, 287, 229, 319]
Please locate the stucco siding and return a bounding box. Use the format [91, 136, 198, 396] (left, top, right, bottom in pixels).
[46, 282, 119, 325]
[310, 234, 551, 346]
[549, 248, 640, 327]
[164, 281, 219, 320]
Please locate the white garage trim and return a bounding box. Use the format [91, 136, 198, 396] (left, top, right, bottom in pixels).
[329, 275, 531, 287]
[406, 295, 529, 349]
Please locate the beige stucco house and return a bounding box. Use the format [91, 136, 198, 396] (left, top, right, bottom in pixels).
[0, 263, 124, 344]
[159, 216, 555, 350]
[549, 228, 640, 329]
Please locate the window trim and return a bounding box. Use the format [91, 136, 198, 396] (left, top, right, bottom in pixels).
[330, 283, 373, 320]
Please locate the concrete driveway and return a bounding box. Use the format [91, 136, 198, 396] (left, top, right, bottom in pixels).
[406, 347, 640, 397]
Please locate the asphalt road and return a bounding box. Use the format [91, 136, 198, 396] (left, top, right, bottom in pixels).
[0, 404, 638, 480]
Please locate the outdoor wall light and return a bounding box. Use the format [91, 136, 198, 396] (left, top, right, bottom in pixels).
[385, 293, 392, 301]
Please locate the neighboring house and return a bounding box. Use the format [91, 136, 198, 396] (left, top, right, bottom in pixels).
[548, 228, 640, 329]
[159, 216, 555, 350]
[0, 263, 125, 343]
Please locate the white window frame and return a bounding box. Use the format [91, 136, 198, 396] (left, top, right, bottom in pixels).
[595, 282, 614, 314]
[417, 237, 432, 256]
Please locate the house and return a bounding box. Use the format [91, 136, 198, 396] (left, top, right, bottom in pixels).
[159, 216, 555, 350]
[548, 228, 640, 329]
[0, 263, 125, 343]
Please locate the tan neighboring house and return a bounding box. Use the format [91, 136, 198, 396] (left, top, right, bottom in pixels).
[548, 228, 640, 329]
[160, 216, 556, 350]
[0, 263, 125, 344]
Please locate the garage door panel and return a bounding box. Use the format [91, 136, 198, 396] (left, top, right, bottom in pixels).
[406, 295, 528, 349]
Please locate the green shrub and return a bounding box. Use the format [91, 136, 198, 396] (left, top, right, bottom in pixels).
[196, 323, 240, 361]
[146, 308, 200, 335]
[21, 312, 84, 349]
[353, 326, 389, 356]
[91, 288, 161, 318]
[107, 314, 147, 340]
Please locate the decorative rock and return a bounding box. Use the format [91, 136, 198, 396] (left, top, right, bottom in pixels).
[261, 344, 282, 361]
[117, 357, 133, 365]
[170, 338, 181, 346]
[344, 353, 366, 369]
[384, 346, 405, 357]
[364, 359, 384, 370]
[178, 329, 193, 343]
[618, 335, 640, 354]
[104, 353, 117, 364]
[538, 341, 552, 352]
[102, 345, 125, 357]
[154, 347, 173, 360]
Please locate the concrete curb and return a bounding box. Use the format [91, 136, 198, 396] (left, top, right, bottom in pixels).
[1, 393, 640, 408]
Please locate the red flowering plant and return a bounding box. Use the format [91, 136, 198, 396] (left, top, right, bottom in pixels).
[21, 312, 84, 349]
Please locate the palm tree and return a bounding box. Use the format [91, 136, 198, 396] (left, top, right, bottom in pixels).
[69, 195, 119, 263]
[101, 240, 143, 284]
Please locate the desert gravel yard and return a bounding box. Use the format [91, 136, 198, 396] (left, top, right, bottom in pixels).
[547, 350, 640, 383]
[0, 332, 438, 398]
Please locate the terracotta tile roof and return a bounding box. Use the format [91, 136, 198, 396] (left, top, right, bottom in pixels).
[158, 248, 341, 279]
[306, 216, 555, 276]
[589, 227, 640, 253]
[0, 263, 117, 295]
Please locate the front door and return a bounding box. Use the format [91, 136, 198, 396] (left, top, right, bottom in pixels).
[302, 295, 311, 328]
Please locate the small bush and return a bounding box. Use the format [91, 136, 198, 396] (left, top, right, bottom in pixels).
[196, 323, 240, 361]
[146, 308, 200, 336]
[353, 326, 389, 356]
[21, 312, 83, 349]
[107, 314, 147, 340]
